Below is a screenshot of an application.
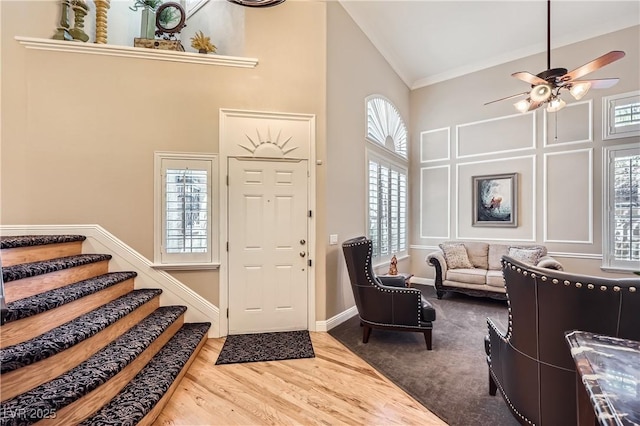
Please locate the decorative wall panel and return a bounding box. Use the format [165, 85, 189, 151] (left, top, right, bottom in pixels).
[420, 127, 450, 163]
[457, 156, 535, 241]
[420, 166, 450, 239]
[544, 149, 593, 243]
[456, 112, 535, 158]
[544, 100, 592, 146]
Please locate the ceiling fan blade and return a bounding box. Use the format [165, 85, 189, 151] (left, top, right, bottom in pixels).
[563, 51, 626, 81]
[512, 71, 548, 86]
[570, 78, 620, 89]
[484, 92, 529, 105]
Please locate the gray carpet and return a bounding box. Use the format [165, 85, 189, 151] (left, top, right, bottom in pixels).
[329, 284, 520, 426]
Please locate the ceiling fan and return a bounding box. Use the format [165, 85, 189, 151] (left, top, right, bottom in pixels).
[486, 0, 625, 113]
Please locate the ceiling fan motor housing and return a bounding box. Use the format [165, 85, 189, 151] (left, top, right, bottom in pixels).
[535, 68, 568, 86]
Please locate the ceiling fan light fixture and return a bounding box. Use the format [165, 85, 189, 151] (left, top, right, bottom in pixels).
[546, 97, 566, 113]
[514, 98, 532, 114]
[530, 84, 553, 102]
[569, 82, 591, 100]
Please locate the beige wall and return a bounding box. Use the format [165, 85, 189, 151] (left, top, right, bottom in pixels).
[410, 25, 640, 280]
[324, 2, 410, 319]
[0, 1, 327, 312]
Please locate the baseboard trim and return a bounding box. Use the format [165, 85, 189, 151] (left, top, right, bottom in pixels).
[411, 277, 435, 286]
[0, 224, 220, 337]
[316, 305, 358, 332]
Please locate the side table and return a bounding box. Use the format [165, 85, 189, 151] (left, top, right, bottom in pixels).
[378, 272, 413, 287]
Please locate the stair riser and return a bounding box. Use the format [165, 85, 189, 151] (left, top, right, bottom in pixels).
[138, 332, 209, 426]
[4, 261, 109, 303]
[0, 295, 161, 402]
[1, 241, 84, 267]
[0, 279, 135, 349]
[36, 314, 185, 425]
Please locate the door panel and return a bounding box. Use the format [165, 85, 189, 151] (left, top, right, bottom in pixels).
[228, 158, 308, 334]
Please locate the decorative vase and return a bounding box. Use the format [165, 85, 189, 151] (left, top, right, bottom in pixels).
[140, 6, 156, 39]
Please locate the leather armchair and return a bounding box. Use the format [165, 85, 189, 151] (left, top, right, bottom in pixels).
[342, 236, 436, 350]
[486, 256, 640, 425]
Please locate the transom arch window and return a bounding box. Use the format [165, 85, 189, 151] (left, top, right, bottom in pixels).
[366, 95, 408, 159]
[365, 95, 409, 263]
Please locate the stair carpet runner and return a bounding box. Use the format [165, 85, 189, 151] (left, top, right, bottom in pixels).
[0, 235, 210, 425]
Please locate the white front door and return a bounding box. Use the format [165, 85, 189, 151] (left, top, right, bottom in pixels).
[228, 157, 309, 334]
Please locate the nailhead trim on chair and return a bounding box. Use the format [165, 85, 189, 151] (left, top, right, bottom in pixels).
[344, 238, 424, 325]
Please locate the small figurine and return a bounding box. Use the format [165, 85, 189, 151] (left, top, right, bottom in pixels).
[388, 254, 398, 275]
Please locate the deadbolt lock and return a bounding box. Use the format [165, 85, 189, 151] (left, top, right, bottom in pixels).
[300, 239, 306, 245]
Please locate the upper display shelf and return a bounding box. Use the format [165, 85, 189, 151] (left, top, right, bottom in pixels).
[15, 36, 259, 69]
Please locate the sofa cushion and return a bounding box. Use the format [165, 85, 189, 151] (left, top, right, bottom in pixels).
[508, 247, 541, 265]
[463, 242, 489, 269]
[486, 270, 505, 287]
[488, 244, 509, 270]
[440, 243, 474, 269]
[446, 268, 486, 285]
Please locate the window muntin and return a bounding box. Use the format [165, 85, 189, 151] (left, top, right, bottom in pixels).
[154, 153, 218, 267]
[603, 144, 640, 271]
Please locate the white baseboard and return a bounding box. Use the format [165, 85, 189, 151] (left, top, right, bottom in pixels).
[315, 305, 358, 332]
[1, 224, 220, 337]
[411, 276, 435, 286]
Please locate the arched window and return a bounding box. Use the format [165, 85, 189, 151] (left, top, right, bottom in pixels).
[366, 95, 408, 158]
[365, 95, 408, 262]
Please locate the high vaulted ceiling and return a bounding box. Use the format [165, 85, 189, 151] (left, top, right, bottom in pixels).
[338, 1, 640, 89]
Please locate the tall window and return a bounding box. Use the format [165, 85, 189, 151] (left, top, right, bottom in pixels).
[603, 144, 640, 271]
[366, 95, 409, 263]
[154, 152, 219, 268]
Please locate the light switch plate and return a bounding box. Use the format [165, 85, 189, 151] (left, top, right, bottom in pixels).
[329, 234, 338, 245]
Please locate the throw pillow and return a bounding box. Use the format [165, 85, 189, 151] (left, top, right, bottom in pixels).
[508, 247, 541, 265]
[439, 243, 474, 269]
[488, 244, 509, 270]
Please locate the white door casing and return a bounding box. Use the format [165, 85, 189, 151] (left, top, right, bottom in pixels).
[219, 109, 316, 336]
[228, 158, 308, 334]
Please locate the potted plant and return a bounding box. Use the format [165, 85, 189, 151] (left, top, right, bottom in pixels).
[130, 0, 162, 39]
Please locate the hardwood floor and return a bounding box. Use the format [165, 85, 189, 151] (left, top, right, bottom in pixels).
[153, 332, 447, 425]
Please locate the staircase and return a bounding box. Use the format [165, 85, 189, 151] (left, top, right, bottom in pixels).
[0, 235, 210, 425]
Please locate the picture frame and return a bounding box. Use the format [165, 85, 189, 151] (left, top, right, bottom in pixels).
[472, 173, 518, 227]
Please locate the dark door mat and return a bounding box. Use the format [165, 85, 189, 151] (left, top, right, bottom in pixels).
[215, 330, 315, 365]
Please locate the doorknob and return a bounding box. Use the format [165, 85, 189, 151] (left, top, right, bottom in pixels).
[300, 239, 306, 245]
[299, 251, 306, 257]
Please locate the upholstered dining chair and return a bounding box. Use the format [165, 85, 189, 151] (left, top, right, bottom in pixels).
[342, 236, 436, 350]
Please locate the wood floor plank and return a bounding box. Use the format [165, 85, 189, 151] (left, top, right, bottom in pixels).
[153, 332, 447, 426]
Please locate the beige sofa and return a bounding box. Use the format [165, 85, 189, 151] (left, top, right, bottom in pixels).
[426, 241, 563, 300]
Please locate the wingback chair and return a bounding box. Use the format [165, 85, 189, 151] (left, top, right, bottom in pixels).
[486, 256, 640, 425]
[342, 236, 436, 350]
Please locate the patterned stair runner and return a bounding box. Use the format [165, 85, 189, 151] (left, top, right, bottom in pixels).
[81, 322, 211, 425]
[1, 289, 160, 373]
[2, 272, 137, 324]
[2, 254, 112, 283]
[0, 306, 187, 425]
[0, 235, 86, 249]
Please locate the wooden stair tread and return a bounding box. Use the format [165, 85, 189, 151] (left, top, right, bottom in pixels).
[2, 254, 112, 283]
[1, 289, 162, 373]
[2, 272, 138, 324]
[0, 235, 86, 249]
[80, 323, 210, 426]
[0, 306, 187, 425]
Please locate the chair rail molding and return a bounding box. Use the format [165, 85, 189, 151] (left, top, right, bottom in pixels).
[15, 36, 258, 69]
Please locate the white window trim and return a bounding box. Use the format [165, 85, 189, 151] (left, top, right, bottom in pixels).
[602, 143, 640, 272]
[602, 90, 640, 141]
[366, 146, 409, 265]
[153, 152, 220, 270]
